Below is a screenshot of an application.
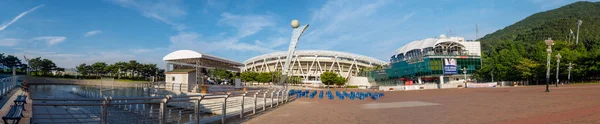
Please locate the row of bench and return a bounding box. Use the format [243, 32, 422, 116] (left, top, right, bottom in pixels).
[2, 95, 27, 124]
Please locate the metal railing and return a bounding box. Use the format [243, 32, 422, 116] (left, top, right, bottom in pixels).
[1, 76, 19, 96]
[31, 88, 297, 124]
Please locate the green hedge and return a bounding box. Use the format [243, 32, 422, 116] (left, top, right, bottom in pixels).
[346, 86, 359, 88]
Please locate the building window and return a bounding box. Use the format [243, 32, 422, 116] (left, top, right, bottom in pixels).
[172, 77, 175, 81]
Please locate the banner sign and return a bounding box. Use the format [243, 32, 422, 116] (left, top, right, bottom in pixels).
[444, 58, 458, 74]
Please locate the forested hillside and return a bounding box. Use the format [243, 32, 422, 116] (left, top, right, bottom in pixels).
[475, 1, 600, 83]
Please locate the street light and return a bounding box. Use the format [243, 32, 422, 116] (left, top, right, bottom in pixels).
[544, 38, 554, 92]
[576, 20, 583, 45]
[462, 67, 467, 83]
[568, 63, 573, 84]
[555, 53, 561, 87]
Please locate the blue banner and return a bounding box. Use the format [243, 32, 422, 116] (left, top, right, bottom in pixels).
[443, 58, 458, 74]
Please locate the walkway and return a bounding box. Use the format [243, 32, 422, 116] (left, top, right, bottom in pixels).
[244, 84, 600, 124]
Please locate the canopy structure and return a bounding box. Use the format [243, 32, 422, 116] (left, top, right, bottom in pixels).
[163, 50, 243, 72]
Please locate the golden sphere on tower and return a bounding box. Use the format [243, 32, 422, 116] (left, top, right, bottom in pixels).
[291, 19, 300, 28]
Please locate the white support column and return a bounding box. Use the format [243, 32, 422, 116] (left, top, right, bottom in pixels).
[418, 77, 423, 84]
[354, 61, 360, 76]
[289, 55, 297, 75]
[252, 61, 256, 72]
[274, 57, 281, 71]
[279, 57, 285, 71]
[345, 59, 356, 78]
[329, 57, 337, 72]
[295, 56, 307, 80]
[316, 58, 324, 74]
[336, 57, 343, 75]
[308, 55, 317, 76]
[260, 60, 265, 72]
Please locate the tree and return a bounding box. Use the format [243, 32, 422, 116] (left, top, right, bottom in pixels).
[515, 58, 540, 83]
[240, 71, 258, 82]
[320, 71, 339, 86]
[91, 62, 108, 76]
[39, 59, 57, 75]
[256, 72, 272, 83]
[213, 69, 231, 81]
[76, 63, 91, 77]
[3, 55, 21, 71]
[335, 76, 347, 86]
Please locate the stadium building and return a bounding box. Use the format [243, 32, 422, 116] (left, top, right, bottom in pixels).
[370, 34, 482, 85]
[243, 50, 387, 85]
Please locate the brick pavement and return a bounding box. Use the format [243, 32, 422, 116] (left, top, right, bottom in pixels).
[243, 84, 600, 124]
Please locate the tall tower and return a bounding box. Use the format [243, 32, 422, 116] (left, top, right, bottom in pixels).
[280, 20, 309, 84]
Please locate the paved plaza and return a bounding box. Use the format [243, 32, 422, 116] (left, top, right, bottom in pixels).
[244, 84, 600, 124]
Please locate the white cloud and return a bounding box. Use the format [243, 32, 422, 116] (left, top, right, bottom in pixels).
[0, 5, 44, 31]
[84, 30, 102, 37]
[300, 0, 415, 60]
[219, 12, 276, 38]
[33, 36, 67, 45]
[0, 38, 19, 46]
[168, 32, 275, 54]
[112, 0, 187, 30]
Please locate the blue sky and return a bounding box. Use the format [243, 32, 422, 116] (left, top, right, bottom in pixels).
[0, 0, 595, 68]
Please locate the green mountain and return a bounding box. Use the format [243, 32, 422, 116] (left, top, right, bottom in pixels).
[475, 1, 600, 83]
[480, 1, 600, 49]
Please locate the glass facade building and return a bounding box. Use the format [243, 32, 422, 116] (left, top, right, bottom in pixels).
[369, 35, 482, 85]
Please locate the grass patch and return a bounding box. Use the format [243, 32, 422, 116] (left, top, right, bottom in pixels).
[346, 86, 359, 88]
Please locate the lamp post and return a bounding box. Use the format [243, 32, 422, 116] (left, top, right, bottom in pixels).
[544, 38, 554, 92]
[568, 63, 572, 84]
[555, 53, 561, 87]
[462, 67, 467, 83]
[576, 20, 582, 45]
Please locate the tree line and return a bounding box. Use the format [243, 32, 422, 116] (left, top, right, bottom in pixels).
[76, 60, 164, 80]
[238, 71, 346, 86]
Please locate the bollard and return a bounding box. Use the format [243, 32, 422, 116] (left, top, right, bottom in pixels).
[240, 92, 247, 118]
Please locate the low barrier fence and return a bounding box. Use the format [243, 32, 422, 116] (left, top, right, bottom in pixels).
[31, 88, 298, 124]
[1, 76, 19, 97]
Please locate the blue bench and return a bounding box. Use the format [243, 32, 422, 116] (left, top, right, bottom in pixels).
[14, 95, 27, 106]
[2, 105, 24, 124]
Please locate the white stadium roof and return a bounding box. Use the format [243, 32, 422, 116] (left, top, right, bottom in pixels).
[395, 36, 467, 55]
[163, 50, 243, 66]
[244, 50, 387, 65]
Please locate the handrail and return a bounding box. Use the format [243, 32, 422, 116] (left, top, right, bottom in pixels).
[31, 87, 297, 124]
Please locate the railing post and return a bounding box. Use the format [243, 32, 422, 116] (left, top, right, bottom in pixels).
[105, 97, 111, 124]
[263, 90, 268, 111]
[270, 90, 275, 108]
[160, 95, 171, 124]
[253, 91, 259, 114]
[240, 92, 247, 118]
[222, 93, 232, 124]
[100, 98, 105, 123]
[276, 90, 280, 106]
[196, 95, 205, 124]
